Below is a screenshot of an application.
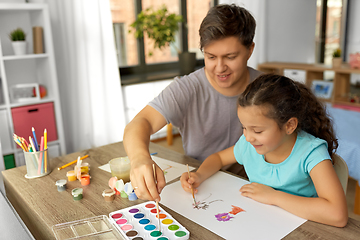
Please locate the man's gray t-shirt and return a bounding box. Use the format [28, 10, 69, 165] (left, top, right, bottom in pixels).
[149, 67, 262, 161]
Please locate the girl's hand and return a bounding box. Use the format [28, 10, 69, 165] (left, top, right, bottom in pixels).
[240, 182, 277, 205]
[180, 171, 201, 194]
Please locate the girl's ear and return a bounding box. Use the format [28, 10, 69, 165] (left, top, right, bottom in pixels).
[286, 117, 298, 134]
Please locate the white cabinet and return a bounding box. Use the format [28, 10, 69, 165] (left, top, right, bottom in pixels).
[0, 109, 12, 154]
[0, 3, 66, 167]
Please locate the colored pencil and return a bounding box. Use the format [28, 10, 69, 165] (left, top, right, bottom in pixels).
[21, 137, 29, 148]
[20, 137, 29, 152]
[44, 129, 47, 172]
[27, 136, 39, 171]
[152, 164, 161, 233]
[39, 136, 44, 174]
[29, 136, 37, 153]
[187, 164, 197, 205]
[13, 134, 27, 152]
[32, 127, 39, 151]
[13, 138, 26, 152]
[58, 155, 89, 170]
[30, 136, 41, 174]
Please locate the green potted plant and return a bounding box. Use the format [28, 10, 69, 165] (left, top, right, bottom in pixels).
[9, 27, 27, 55]
[130, 5, 196, 75]
[332, 48, 342, 68]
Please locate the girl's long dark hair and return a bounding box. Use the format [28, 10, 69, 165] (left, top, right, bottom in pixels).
[238, 73, 338, 158]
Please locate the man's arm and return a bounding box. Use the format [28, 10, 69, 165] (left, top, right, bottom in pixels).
[123, 105, 167, 201]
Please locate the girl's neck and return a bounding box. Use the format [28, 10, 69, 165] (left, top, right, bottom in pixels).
[264, 132, 297, 164]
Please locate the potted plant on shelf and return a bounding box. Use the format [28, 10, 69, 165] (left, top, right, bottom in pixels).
[9, 28, 27, 55]
[130, 5, 196, 75]
[332, 48, 342, 68]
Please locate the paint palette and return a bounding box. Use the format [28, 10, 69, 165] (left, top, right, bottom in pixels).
[52, 215, 125, 239]
[109, 201, 190, 240]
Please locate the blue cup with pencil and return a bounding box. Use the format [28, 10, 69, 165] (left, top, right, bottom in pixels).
[14, 128, 51, 179]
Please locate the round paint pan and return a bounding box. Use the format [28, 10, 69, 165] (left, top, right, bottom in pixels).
[120, 224, 133, 232]
[133, 212, 145, 221]
[144, 224, 156, 232]
[128, 207, 141, 215]
[116, 218, 128, 226]
[149, 230, 162, 239]
[111, 212, 123, 220]
[125, 229, 139, 238]
[138, 218, 151, 226]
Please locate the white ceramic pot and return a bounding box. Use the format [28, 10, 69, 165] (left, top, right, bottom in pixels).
[12, 41, 27, 55]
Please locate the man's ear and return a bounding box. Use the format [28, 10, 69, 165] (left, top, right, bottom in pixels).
[247, 42, 255, 60]
[286, 117, 298, 134]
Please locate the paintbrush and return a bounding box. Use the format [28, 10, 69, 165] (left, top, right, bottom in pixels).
[187, 164, 197, 205]
[152, 164, 162, 233]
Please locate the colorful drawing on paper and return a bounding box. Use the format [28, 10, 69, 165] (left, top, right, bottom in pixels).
[215, 205, 245, 222]
[215, 213, 233, 222]
[161, 171, 307, 240]
[162, 165, 173, 175]
[192, 193, 223, 210]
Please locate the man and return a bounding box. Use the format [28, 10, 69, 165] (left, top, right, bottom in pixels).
[123, 4, 262, 201]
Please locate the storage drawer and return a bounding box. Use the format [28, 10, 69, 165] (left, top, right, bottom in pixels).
[4, 154, 15, 169]
[0, 110, 12, 153]
[11, 102, 58, 148]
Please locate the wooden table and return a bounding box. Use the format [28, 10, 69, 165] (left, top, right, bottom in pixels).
[2, 142, 360, 240]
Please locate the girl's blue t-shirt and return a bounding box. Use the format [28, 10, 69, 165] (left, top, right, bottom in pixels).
[233, 131, 331, 197]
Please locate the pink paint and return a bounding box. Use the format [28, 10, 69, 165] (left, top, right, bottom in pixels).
[116, 218, 127, 225]
[121, 224, 133, 231]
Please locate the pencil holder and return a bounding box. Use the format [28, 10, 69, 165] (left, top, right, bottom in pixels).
[24, 148, 51, 179]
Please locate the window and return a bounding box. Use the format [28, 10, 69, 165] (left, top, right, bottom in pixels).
[187, 0, 213, 59]
[109, 0, 138, 67]
[315, 0, 348, 65]
[109, 0, 215, 82]
[113, 23, 128, 66]
[142, 0, 181, 64]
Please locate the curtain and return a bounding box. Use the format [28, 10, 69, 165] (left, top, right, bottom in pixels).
[219, 0, 266, 68]
[47, 0, 126, 153]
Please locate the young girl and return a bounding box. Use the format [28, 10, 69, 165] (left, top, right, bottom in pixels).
[180, 73, 348, 227]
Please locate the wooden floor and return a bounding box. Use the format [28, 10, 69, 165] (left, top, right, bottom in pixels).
[154, 135, 360, 222]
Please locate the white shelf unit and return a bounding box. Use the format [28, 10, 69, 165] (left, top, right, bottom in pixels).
[0, 3, 66, 168]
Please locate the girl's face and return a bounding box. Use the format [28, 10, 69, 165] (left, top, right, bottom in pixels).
[237, 105, 291, 158]
[203, 36, 254, 96]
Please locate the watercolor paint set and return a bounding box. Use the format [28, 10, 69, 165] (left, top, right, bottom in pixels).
[109, 201, 190, 240]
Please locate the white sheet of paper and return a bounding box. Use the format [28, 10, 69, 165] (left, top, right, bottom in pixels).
[98, 155, 195, 183]
[161, 171, 307, 240]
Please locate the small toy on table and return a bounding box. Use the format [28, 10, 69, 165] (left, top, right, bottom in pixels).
[107, 177, 138, 201]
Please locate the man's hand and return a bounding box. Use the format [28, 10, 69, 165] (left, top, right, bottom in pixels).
[130, 157, 166, 202]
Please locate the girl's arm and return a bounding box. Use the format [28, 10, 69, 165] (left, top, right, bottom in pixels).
[180, 146, 237, 193]
[240, 160, 348, 227]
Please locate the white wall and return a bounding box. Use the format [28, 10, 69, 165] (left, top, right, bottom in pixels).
[220, 0, 317, 66]
[265, 0, 317, 63]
